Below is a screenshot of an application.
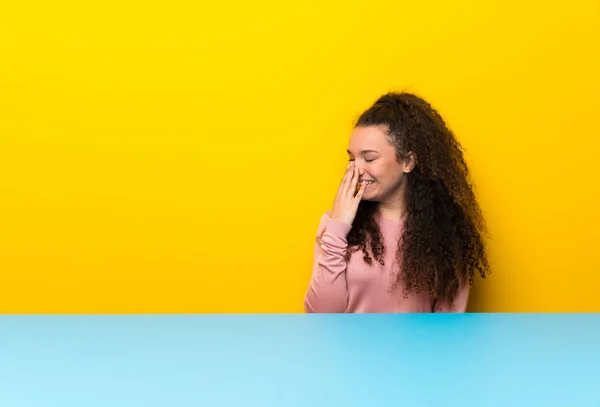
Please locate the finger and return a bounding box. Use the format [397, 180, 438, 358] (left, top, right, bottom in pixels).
[338, 162, 351, 191]
[354, 180, 366, 201]
[339, 161, 354, 193]
[343, 161, 356, 191]
[348, 164, 359, 195]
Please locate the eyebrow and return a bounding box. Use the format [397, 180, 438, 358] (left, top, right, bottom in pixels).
[347, 149, 379, 155]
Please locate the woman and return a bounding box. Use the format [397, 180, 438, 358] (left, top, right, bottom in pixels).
[304, 92, 490, 313]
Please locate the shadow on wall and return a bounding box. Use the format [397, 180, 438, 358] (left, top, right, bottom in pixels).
[466, 278, 486, 312]
[466, 267, 503, 312]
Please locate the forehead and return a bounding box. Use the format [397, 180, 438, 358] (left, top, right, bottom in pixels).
[347, 125, 394, 154]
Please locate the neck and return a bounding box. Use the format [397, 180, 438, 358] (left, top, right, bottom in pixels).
[377, 183, 408, 221]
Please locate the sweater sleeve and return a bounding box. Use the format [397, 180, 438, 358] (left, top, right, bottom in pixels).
[304, 212, 353, 313]
[433, 278, 470, 312]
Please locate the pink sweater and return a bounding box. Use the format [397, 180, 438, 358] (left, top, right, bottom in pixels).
[304, 212, 470, 313]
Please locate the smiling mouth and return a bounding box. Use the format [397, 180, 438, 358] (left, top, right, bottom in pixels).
[357, 180, 375, 193]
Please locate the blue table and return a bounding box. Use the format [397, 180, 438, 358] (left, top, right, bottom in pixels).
[0, 314, 598, 406]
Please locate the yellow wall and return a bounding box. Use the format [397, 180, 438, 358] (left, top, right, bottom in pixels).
[1, 1, 599, 313]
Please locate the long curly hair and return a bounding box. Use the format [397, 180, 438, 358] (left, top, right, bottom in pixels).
[347, 92, 489, 305]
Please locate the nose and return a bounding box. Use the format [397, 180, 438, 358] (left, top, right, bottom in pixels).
[355, 163, 366, 176]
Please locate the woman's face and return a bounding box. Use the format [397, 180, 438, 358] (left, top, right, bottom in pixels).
[347, 125, 414, 202]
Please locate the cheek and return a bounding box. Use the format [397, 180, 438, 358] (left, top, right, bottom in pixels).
[369, 162, 390, 180]
[372, 162, 403, 184]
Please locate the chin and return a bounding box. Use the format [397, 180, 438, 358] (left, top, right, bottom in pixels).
[361, 192, 378, 202]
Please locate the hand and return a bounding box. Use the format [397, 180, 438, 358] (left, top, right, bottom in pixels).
[330, 161, 366, 226]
